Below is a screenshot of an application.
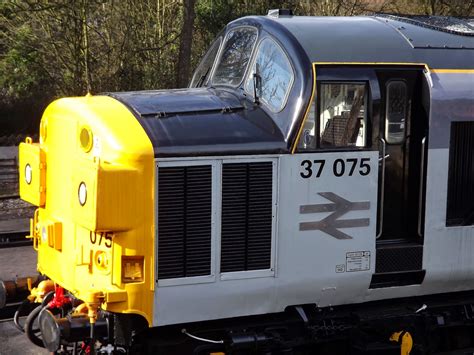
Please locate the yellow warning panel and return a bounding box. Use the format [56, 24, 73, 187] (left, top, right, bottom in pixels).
[19, 139, 46, 206]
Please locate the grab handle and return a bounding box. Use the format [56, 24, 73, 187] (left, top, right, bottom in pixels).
[418, 137, 427, 237]
[376, 138, 386, 239]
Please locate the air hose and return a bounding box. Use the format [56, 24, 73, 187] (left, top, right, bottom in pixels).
[13, 291, 54, 333]
[41, 291, 55, 307]
[24, 291, 56, 348]
[13, 299, 31, 332]
[25, 305, 46, 348]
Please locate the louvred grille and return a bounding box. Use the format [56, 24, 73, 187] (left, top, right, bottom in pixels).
[158, 165, 212, 279]
[447, 122, 474, 226]
[221, 162, 273, 272]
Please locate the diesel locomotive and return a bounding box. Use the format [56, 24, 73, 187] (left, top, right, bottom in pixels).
[3, 11, 474, 354]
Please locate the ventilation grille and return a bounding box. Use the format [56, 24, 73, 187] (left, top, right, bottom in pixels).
[158, 165, 212, 279]
[447, 122, 474, 226]
[221, 162, 273, 273]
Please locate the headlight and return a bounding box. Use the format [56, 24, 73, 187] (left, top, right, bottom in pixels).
[78, 182, 87, 206]
[25, 164, 32, 184]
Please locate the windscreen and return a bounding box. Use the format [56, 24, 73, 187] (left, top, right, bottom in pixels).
[212, 27, 258, 87]
[190, 38, 221, 88]
[244, 38, 294, 112]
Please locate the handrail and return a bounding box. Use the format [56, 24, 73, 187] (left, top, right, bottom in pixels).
[418, 137, 427, 237]
[376, 137, 387, 239]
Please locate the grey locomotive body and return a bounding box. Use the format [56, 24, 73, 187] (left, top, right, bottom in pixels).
[113, 12, 474, 354]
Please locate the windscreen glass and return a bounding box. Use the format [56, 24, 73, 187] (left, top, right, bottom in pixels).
[244, 38, 294, 112]
[190, 38, 221, 88]
[212, 27, 257, 86]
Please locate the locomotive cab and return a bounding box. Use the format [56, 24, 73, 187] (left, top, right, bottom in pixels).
[189, 20, 432, 289]
[12, 12, 474, 354]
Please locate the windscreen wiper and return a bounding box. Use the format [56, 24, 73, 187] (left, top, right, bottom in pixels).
[196, 66, 211, 88]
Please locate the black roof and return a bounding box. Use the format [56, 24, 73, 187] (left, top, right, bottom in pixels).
[240, 14, 474, 69]
[111, 15, 473, 158]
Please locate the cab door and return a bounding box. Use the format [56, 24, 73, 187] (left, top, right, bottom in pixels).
[371, 68, 429, 288]
[291, 66, 379, 304]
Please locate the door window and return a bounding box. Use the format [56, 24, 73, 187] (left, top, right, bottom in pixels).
[385, 80, 408, 144]
[297, 82, 368, 150]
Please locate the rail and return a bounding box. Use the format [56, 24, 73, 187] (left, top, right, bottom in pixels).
[0, 230, 31, 249]
[0, 157, 19, 200]
[0, 301, 22, 321]
[0, 158, 18, 182]
[0, 194, 20, 200]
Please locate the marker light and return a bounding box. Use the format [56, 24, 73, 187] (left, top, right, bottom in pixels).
[25, 164, 32, 184]
[79, 126, 93, 152]
[78, 182, 87, 206]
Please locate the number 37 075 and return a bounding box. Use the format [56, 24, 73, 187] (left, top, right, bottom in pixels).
[300, 158, 371, 179]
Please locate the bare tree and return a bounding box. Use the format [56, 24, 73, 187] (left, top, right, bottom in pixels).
[177, 0, 197, 87]
[296, 0, 369, 16]
[383, 0, 474, 16]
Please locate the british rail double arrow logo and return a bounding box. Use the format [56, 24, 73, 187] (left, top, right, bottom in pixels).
[299, 192, 370, 240]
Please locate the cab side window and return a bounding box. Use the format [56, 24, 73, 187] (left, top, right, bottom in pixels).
[320, 83, 367, 147]
[298, 82, 368, 150]
[244, 38, 294, 112]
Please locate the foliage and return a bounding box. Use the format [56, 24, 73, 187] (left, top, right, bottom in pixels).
[0, 0, 472, 135]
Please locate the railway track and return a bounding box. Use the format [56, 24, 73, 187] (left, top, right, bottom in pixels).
[0, 230, 30, 249]
[0, 194, 20, 200]
[0, 157, 18, 182]
[0, 155, 32, 248]
[0, 157, 19, 201]
[0, 153, 37, 321]
[0, 301, 22, 321]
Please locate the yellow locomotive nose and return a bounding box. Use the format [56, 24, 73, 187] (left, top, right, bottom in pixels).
[18, 94, 155, 329]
